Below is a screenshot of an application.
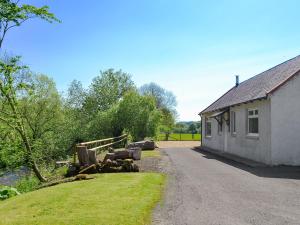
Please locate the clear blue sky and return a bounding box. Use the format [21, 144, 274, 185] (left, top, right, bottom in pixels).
[4, 0, 300, 121]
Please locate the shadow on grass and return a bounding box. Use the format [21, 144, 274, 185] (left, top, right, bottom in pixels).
[191, 147, 300, 180]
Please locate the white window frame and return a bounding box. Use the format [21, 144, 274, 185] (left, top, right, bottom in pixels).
[247, 108, 259, 136]
[231, 111, 236, 135]
[205, 118, 212, 138]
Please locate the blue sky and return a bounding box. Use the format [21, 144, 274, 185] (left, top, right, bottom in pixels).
[3, 0, 300, 121]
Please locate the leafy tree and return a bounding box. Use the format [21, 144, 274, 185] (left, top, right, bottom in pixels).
[139, 82, 177, 112]
[86, 69, 135, 113]
[188, 123, 197, 134]
[66, 80, 86, 110]
[139, 82, 177, 135]
[0, 0, 60, 50]
[0, 57, 46, 181]
[115, 91, 160, 141]
[20, 74, 65, 165]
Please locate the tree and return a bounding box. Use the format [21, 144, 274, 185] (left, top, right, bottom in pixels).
[188, 123, 197, 134]
[20, 74, 65, 165]
[0, 57, 46, 181]
[66, 80, 86, 110]
[140, 83, 177, 136]
[114, 91, 160, 141]
[0, 0, 60, 50]
[87, 69, 135, 113]
[139, 82, 177, 112]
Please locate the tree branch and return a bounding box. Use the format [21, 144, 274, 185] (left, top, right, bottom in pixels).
[0, 116, 17, 130]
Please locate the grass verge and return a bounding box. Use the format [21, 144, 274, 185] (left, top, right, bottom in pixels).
[0, 173, 166, 225]
[142, 150, 160, 158]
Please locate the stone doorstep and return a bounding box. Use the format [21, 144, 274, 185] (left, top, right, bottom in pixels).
[197, 146, 267, 168]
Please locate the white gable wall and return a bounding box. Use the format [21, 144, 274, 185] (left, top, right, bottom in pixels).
[270, 72, 300, 165]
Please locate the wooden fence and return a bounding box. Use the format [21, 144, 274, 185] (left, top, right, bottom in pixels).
[74, 134, 128, 164]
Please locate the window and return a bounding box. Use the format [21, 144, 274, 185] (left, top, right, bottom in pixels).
[247, 109, 259, 135]
[205, 118, 212, 137]
[231, 111, 236, 134]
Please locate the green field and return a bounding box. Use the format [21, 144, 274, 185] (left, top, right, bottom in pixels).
[158, 133, 201, 141]
[0, 173, 165, 225]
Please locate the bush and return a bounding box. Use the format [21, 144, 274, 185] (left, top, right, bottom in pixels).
[15, 176, 40, 193]
[0, 186, 20, 200]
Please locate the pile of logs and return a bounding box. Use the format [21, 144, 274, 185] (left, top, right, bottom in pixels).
[66, 146, 141, 177]
[66, 140, 157, 177]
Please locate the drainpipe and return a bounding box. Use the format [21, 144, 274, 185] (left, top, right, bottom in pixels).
[200, 114, 203, 147]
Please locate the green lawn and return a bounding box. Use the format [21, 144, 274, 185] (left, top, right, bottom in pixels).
[142, 150, 160, 158]
[0, 173, 166, 225]
[158, 133, 201, 141]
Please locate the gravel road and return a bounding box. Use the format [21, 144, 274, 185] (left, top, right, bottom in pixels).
[153, 146, 300, 225]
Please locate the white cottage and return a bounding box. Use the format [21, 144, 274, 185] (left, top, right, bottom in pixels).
[199, 55, 300, 166]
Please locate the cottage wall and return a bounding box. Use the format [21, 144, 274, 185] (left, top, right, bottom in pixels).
[270, 72, 300, 165]
[202, 99, 272, 164]
[226, 100, 271, 164]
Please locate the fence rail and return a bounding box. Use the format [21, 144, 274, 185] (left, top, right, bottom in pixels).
[74, 134, 128, 163]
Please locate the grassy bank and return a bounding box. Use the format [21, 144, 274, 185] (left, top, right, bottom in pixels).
[158, 133, 201, 141]
[0, 173, 165, 225]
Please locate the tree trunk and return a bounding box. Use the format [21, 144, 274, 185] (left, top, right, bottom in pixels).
[18, 127, 47, 182]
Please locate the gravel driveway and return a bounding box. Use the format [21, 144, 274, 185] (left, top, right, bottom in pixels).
[153, 146, 300, 225]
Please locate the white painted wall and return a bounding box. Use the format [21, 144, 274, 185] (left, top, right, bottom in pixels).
[202, 99, 272, 164]
[226, 100, 271, 164]
[270, 73, 300, 165]
[202, 113, 224, 151]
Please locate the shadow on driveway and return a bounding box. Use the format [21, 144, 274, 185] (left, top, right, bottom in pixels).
[191, 147, 300, 180]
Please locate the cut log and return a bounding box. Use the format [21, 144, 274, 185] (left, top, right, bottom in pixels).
[103, 153, 115, 162]
[127, 147, 142, 160]
[76, 145, 89, 166]
[88, 149, 98, 165]
[127, 140, 156, 150]
[114, 150, 130, 159]
[79, 164, 96, 174]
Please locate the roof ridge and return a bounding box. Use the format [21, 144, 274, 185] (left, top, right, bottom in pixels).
[200, 54, 300, 114]
[238, 54, 300, 86]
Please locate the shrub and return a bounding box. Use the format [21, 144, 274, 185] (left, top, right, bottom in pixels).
[15, 176, 40, 193]
[0, 186, 20, 200]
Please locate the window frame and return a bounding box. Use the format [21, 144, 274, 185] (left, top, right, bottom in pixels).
[205, 118, 212, 138]
[247, 108, 259, 136]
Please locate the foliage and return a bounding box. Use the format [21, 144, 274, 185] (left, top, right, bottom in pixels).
[15, 175, 40, 193]
[115, 91, 160, 141]
[0, 173, 166, 225]
[0, 56, 46, 181]
[0, 186, 20, 200]
[0, 0, 60, 49]
[140, 83, 177, 136]
[139, 82, 177, 112]
[87, 69, 135, 113]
